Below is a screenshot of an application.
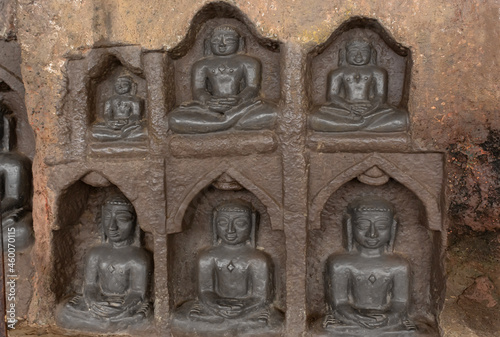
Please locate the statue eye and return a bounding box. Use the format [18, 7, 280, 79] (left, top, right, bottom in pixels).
[217, 219, 228, 226]
[355, 220, 371, 229]
[234, 219, 249, 228]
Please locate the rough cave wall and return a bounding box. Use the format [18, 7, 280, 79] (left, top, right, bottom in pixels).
[1, 0, 499, 336]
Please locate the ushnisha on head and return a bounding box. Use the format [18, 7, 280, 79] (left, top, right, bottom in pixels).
[101, 195, 139, 246]
[346, 196, 397, 252]
[207, 25, 243, 56]
[341, 39, 377, 66]
[212, 199, 257, 247]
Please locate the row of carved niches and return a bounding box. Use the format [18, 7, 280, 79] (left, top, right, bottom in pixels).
[59, 15, 415, 162]
[52, 184, 155, 334]
[308, 17, 412, 152]
[168, 186, 285, 336]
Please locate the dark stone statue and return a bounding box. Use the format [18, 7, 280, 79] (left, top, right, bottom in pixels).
[91, 76, 147, 141]
[172, 200, 283, 335]
[169, 25, 277, 134]
[0, 104, 33, 250]
[56, 195, 152, 332]
[309, 40, 408, 132]
[322, 196, 416, 336]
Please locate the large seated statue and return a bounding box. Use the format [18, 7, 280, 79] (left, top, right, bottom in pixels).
[56, 195, 152, 332]
[321, 196, 416, 336]
[0, 104, 33, 250]
[309, 40, 408, 132]
[172, 199, 283, 335]
[90, 76, 147, 142]
[169, 25, 277, 134]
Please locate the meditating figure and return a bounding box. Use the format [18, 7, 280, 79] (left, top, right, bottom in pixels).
[309, 39, 408, 132]
[56, 195, 152, 332]
[172, 199, 283, 334]
[0, 104, 33, 250]
[323, 196, 416, 336]
[169, 25, 277, 134]
[91, 76, 147, 141]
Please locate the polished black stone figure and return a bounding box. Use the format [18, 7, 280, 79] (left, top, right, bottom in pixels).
[91, 76, 147, 141]
[172, 199, 283, 335]
[322, 196, 416, 336]
[309, 40, 408, 132]
[169, 25, 277, 134]
[0, 104, 33, 250]
[56, 195, 152, 332]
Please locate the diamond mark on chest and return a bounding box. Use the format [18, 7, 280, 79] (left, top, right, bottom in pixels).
[368, 274, 377, 284]
[227, 260, 235, 272]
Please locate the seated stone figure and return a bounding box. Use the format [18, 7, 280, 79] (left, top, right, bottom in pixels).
[169, 25, 277, 134]
[322, 196, 416, 336]
[91, 76, 147, 141]
[56, 195, 152, 332]
[172, 200, 283, 335]
[0, 104, 33, 250]
[309, 39, 408, 132]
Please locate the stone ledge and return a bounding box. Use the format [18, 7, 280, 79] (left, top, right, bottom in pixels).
[307, 131, 410, 152]
[168, 130, 278, 158]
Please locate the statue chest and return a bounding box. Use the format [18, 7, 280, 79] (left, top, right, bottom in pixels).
[112, 99, 134, 118]
[349, 268, 394, 308]
[97, 259, 131, 293]
[213, 258, 251, 297]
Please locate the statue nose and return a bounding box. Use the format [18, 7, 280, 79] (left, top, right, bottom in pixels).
[109, 217, 118, 229]
[220, 36, 226, 46]
[227, 221, 236, 233]
[367, 223, 378, 238]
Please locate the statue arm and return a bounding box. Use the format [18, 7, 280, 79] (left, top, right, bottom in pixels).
[197, 254, 221, 312]
[123, 255, 151, 313]
[386, 263, 410, 325]
[192, 64, 211, 103]
[82, 251, 101, 307]
[370, 68, 388, 108]
[241, 256, 272, 315]
[104, 100, 113, 122]
[238, 58, 261, 102]
[326, 70, 350, 110]
[129, 99, 142, 123]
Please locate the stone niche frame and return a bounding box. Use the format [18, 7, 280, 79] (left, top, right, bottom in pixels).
[57, 45, 172, 161]
[306, 17, 413, 151]
[307, 152, 445, 336]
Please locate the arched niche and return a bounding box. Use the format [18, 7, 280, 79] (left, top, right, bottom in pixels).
[307, 16, 411, 110]
[309, 153, 442, 232]
[306, 179, 441, 333]
[0, 40, 35, 158]
[167, 163, 283, 233]
[167, 186, 286, 315]
[168, 2, 281, 108]
[52, 174, 155, 303]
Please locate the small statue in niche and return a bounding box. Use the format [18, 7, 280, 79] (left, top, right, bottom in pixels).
[91, 76, 147, 141]
[169, 25, 277, 134]
[172, 199, 283, 334]
[0, 104, 33, 250]
[309, 39, 408, 132]
[56, 195, 152, 332]
[322, 196, 416, 336]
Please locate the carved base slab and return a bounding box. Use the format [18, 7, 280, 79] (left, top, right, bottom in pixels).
[88, 141, 148, 156]
[308, 131, 410, 152]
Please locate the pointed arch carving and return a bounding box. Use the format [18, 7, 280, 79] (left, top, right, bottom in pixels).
[168, 162, 283, 234]
[309, 153, 441, 231]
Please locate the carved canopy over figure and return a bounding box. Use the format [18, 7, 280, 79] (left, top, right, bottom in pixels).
[309, 39, 409, 133]
[172, 199, 283, 335]
[56, 195, 152, 332]
[322, 196, 416, 336]
[0, 103, 33, 250]
[90, 76, 147, 142]
[169, 25, 277, 134]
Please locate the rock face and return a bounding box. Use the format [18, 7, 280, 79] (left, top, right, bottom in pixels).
[1, 0, 499, 336]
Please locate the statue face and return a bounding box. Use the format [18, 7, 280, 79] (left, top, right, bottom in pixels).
[346, 42, 372, 66]
[352, 211, 392, 249]
[102, 204, 136, 243]
[114, 78, 132, 95]
[215, 210, 251, 245]
[210, 30, 240, 56]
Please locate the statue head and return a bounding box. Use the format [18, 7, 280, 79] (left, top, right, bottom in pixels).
[345, 196, 397, 252]
[114, 76, 133, 95]
[205, 25, 244, 56]
[339, 39, 377, 66]
[101, 194, 139, 246]
[212, 199, 257, 247]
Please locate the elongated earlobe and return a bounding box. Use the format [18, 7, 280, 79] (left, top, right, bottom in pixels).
[212, 209, 218, 246]
[346, 216, 353, 252]
[388, 218, 397, 252]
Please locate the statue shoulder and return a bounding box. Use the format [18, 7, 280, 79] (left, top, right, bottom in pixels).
[193, 57, 211, 70]
[327, 253, 354, 270]
[386, 254, 410, 269]
[249, 248, 271, 264]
